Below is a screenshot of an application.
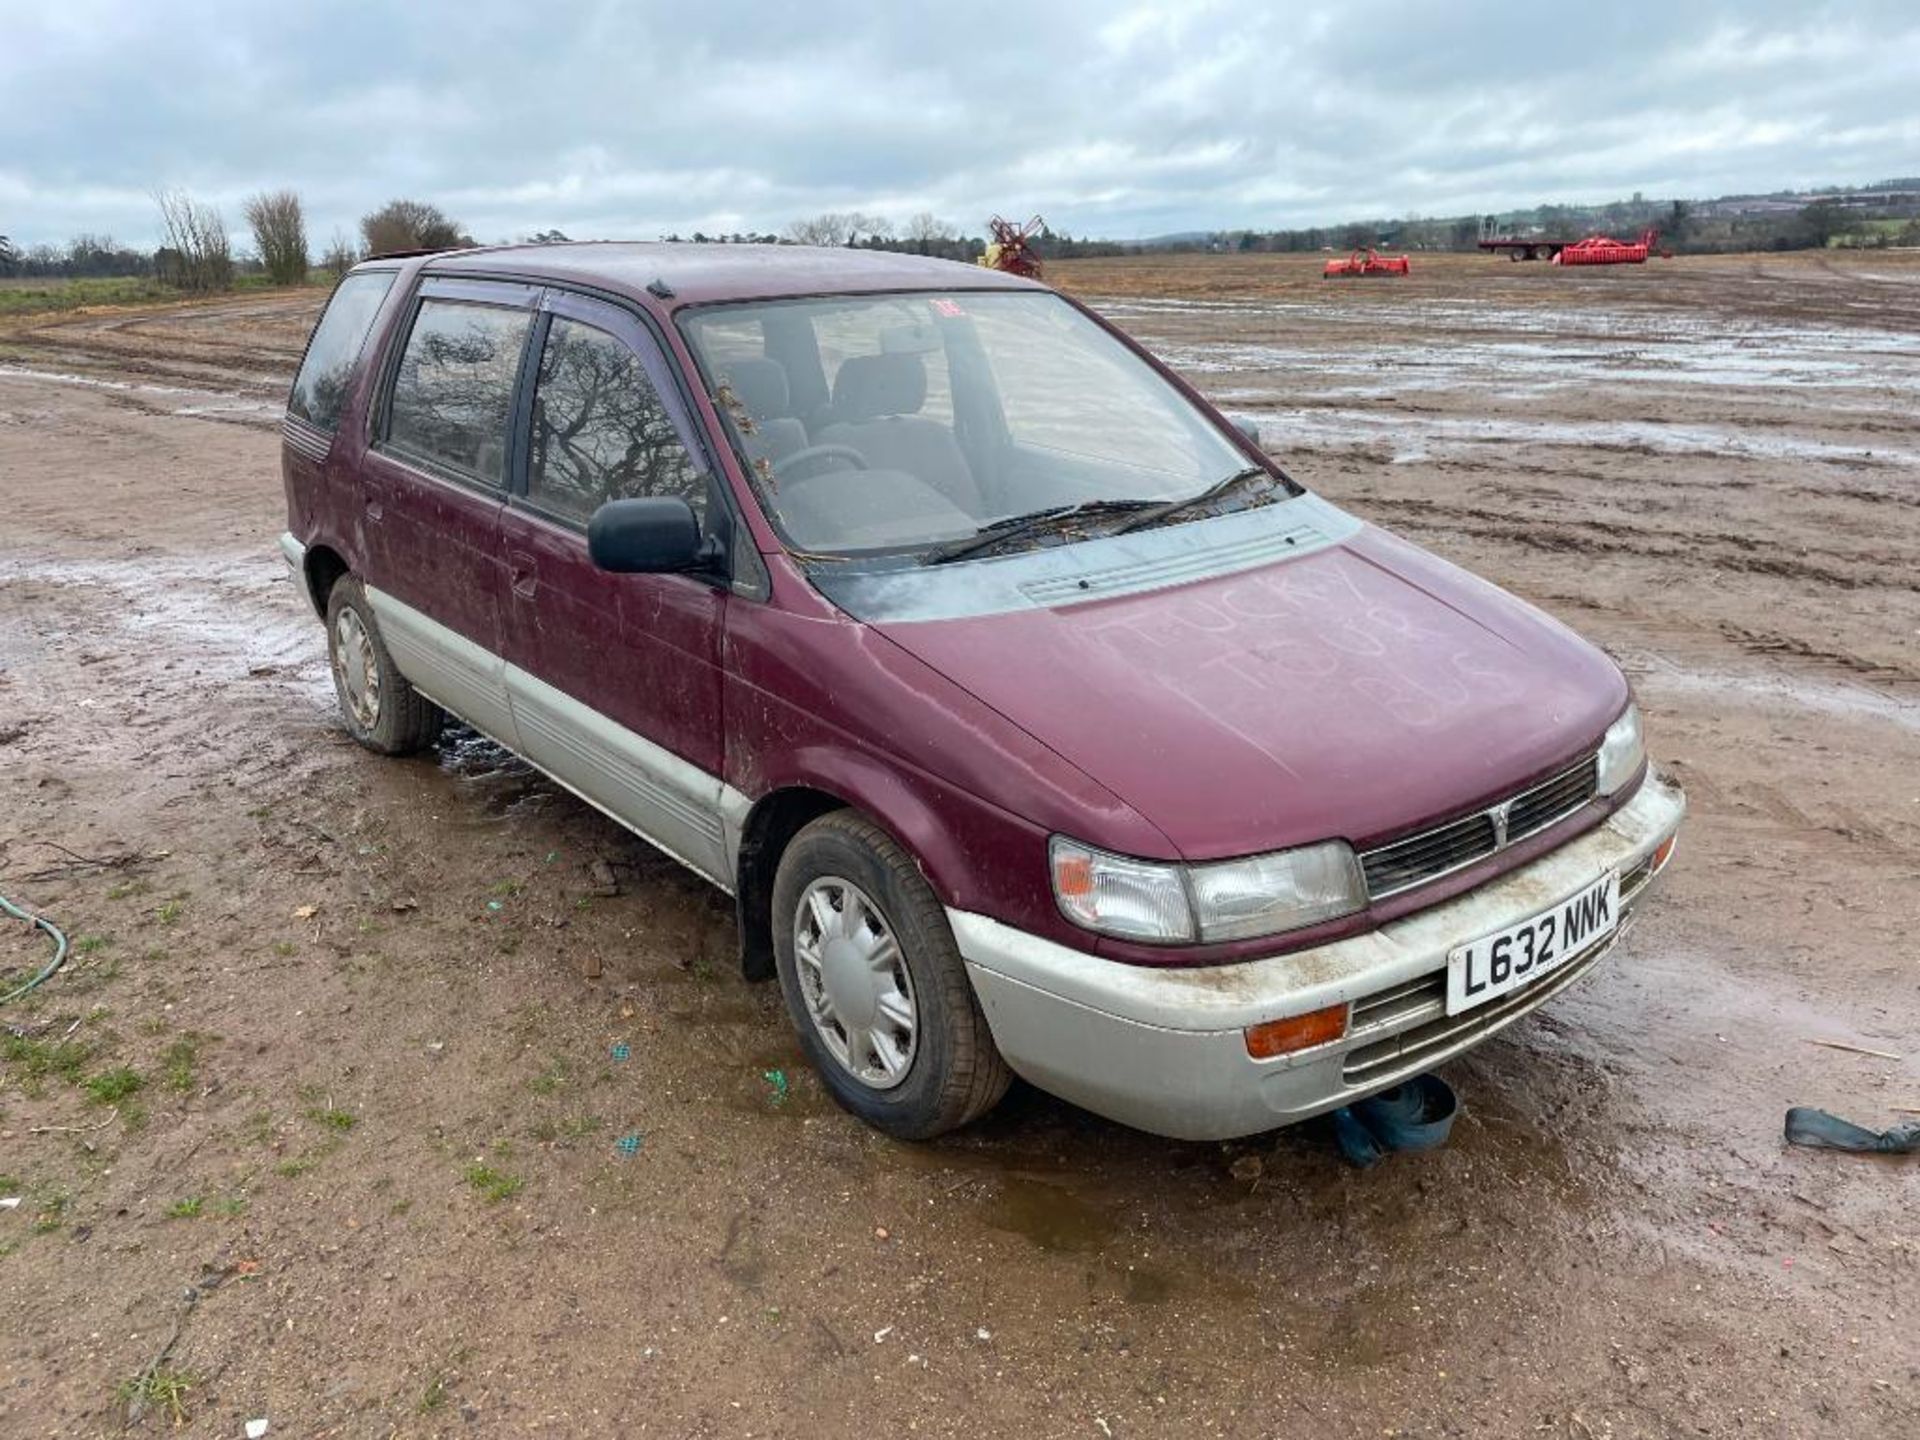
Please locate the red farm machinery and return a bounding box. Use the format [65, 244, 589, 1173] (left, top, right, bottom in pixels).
[980, 215, 1046, 278]
[1322, 248, 1411, 279]
[1553, 228, 1659, 265]
[1478, 216, 1666, 265]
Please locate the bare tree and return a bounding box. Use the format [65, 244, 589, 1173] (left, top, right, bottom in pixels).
[244, 190, 309, 285]
[320, 229, 360, 279]
[361, 199, 469, 255]
[905, 212, 956, 244]
[0, 235, 15, 276]
[782, 211, 890, 247]
[153, 188, 234, 292]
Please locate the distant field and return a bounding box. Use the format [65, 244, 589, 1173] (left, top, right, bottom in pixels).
[0, 274, 178, 317]
[0, 272, 327, 320]
[1045, 244, 1919, 299]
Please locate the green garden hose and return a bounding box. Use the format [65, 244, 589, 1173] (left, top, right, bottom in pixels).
[0, 891, 69, 1006]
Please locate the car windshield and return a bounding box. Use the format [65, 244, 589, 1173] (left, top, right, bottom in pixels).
[679, 290, 1274, 558]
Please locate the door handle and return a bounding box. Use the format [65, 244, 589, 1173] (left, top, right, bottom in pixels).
[508, 549, 537, 599]
[364, 488, 383, 522]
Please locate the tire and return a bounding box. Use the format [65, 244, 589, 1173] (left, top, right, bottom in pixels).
[324, 576, 445, 756]
[772, 811, 1012, 1139]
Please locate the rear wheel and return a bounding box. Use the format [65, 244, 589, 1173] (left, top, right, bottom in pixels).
[772, 812, 1011, 1138]
[325, 576, 444, 755]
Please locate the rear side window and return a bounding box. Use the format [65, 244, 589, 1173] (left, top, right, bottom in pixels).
[384, 299, 532, 488]
[527, 317, 706, 526]
[287, 271, 395, 432]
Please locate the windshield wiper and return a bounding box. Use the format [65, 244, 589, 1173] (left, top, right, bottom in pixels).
[921, 498, 1160, 565]
[1112, 465, 1271, 536]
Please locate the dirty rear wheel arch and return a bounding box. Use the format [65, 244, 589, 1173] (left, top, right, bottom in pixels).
[303, 544, 350, 619]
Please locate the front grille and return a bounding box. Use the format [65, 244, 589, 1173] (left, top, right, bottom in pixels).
[1358, 754, 1599, 900]
[1338, 841, 1663, 1086]
[1507, 756, 1599, 841]
[1359, 812, 1498, 897]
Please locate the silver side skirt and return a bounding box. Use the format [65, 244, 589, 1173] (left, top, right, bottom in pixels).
[364, 585, 747, 893]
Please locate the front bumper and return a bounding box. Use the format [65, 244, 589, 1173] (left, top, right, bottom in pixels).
[951, 770, 1685, 1140]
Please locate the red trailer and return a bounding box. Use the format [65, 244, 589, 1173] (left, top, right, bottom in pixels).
[1323, 248, 1411, 278]
[1554, 228, 1657, 266]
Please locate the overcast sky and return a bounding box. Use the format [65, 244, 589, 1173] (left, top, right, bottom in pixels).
[4, 0, 1918, 250]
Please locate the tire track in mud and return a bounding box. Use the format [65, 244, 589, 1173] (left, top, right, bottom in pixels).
[1351, 493, 1920, 594]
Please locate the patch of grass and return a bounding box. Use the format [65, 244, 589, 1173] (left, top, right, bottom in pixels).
[211, 1195, 248, 1218]
[116, 1365, 197, 1425]
[418, 1373, 450, 1413]
[527, 1059, 569, 1096]
[155, 898, 185, 926]
[271, 940, 297, 958]
[1, 1033, 92, 1093]
[165, 1196, 203, 1219]
[306, 1106, 356, 1131]
[83, 1066, 143, 1104]
[487, 878, 523, 897]
[274, 1133, 344, 1179]
[462, 1163, 524, 1203]
[160, 1035, 202, 1092]
[73, 934, 111, 956]
[0, 275, 176, 318]
[106, 879, 152, 901]
[31, 1192, 68, 1234]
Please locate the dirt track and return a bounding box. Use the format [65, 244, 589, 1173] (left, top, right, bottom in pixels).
[2, 251, 1917, 1438]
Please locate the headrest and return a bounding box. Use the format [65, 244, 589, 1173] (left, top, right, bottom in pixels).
[832, 353, 926, 422]
[722, 357, 791, 419]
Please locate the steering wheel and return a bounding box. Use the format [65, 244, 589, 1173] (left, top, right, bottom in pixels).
[772, 444, 869, 484]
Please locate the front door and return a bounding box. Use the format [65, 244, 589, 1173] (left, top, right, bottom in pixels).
[496, 290, 732, 885]
[358, 277, 541, 745]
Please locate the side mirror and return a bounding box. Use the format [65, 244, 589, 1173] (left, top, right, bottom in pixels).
[587, 497, 722, 576]
[1231, 415, 1263, 448]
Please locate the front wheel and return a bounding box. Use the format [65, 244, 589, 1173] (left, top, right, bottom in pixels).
[772, 812, 1011, 1138]
[325, 576, 445, 755]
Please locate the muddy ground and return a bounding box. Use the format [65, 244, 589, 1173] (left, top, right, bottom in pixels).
[2, 251, 1916, 1438]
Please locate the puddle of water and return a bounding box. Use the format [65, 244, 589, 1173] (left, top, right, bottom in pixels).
[0, 552, 328, 697]
[1229, 406, 1920, 468]
[1627, 657, 1920, 734]
[0, 364, 280, 421]
[980, 1174, 1118, 1252]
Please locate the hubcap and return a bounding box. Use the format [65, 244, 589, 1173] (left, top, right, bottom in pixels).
[332, 607, 381, 731]
[792, 876, 918, 1090]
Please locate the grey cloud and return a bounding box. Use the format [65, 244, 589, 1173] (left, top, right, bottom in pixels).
[2, 0, 1916, 249]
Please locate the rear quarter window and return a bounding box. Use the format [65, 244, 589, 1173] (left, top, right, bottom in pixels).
[382, 299, 533, 489]
[287, 271, 396, 432]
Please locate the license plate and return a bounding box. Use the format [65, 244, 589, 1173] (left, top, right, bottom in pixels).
[1446, 871, 1619, 1016]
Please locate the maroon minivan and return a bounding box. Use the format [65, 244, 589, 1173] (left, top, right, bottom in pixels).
[279, 242, 1684, 1140]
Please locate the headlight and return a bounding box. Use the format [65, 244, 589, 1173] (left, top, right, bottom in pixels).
[1188, 842, 1366, 941]
[1050, 836, 1365, 945]
[1595, 702, 1646, 796]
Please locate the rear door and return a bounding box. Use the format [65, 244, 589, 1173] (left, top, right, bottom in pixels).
[360, 277, 540, 745]
[497, 289, 733, 885]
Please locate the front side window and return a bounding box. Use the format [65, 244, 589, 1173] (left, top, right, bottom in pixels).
[288, 270, 395, 432]
[680, 291, 1262, 557]
[384, 299, 532, 488]
[527, 317, 705, 527]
